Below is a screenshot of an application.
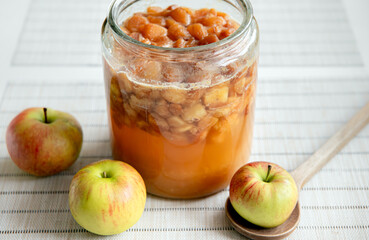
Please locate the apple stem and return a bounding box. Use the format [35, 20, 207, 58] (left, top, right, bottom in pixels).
[43, 108, 48, 124]
[103, 171, 107, 178]
[265, 165, 272, 182]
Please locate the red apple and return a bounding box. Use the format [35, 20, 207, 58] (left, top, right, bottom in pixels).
[229, 161, 298, 228]
[6, 107, 83, 176]
[69, 159, 146, 235]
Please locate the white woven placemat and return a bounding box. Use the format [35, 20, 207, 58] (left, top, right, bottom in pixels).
[0, 0, 368, 239]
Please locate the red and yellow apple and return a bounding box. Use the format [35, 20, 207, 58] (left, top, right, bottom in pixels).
[69, 159, 146, 235]
[6, 107, 83, 176]
[229, 161, 298, 228]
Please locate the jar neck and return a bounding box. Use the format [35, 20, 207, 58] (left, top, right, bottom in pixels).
[107, 0, 254, 62]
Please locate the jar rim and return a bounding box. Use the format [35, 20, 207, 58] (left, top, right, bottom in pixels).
[107, 0, 254, 53]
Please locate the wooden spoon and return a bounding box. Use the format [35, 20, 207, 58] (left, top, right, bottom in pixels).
[226, 102, 369, 240]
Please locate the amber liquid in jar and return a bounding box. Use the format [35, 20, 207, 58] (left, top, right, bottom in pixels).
[102, 4, 258, 199]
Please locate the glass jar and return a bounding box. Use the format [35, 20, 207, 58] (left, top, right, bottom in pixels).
[101, 0, 259, 199]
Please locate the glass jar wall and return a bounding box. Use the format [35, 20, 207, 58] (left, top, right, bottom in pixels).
[101, 0, 259, 199]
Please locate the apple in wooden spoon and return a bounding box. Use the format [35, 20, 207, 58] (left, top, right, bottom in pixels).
[229, 161, 298, 228]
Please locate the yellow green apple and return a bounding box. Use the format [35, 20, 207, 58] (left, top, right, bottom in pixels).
[229, 161, 298, 228]
[6, 107, 83, 176]
[69, 159, 146, 235]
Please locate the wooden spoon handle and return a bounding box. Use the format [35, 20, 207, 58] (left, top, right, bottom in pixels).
[291, 102, 369, 191]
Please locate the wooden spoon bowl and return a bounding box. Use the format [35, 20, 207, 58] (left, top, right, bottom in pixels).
[226, 198, 300, 240]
